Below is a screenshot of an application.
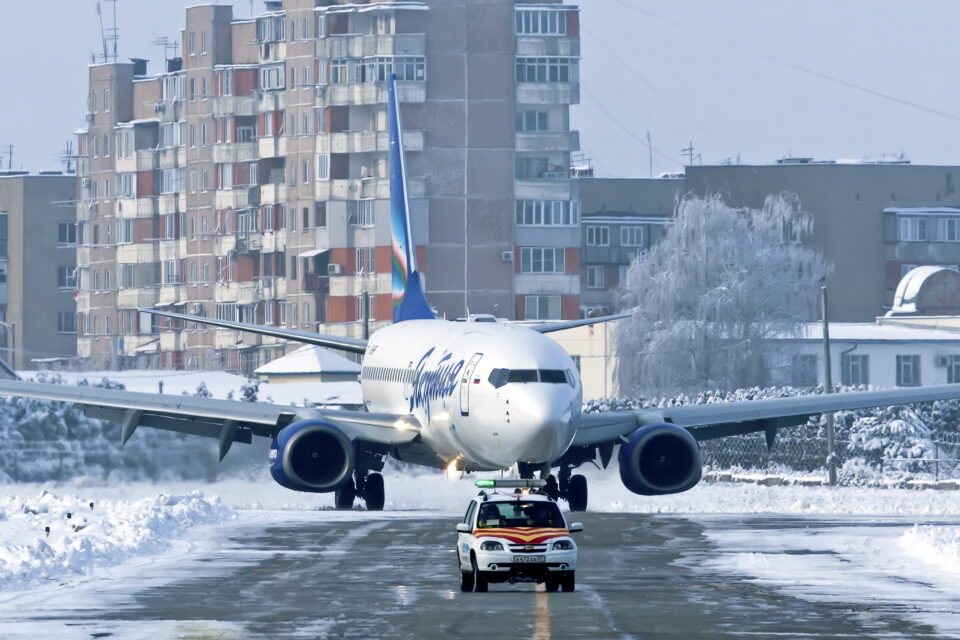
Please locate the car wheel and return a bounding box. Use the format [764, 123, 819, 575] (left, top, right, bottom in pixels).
[364, 473, 385, 511]
[567, 474, 588, 512]
[472, 556, 488, 593]
[561, 571, 575, 592]
[334, 478, 355, 510]
[544, 579, 559, 593]
[459, 559, 474, 592]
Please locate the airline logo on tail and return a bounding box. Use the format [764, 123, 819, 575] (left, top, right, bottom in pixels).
[388, 74, 434, 324]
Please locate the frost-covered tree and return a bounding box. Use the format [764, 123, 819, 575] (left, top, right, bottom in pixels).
[617, 193, 831, 396]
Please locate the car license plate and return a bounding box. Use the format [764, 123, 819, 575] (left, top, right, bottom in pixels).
[513, 555, 545, 563]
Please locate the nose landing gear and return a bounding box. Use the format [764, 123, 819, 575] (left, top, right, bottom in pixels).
[519, 462, 588, 512]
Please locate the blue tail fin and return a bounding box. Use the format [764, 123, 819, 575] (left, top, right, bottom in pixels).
[388, 74, 434, 323]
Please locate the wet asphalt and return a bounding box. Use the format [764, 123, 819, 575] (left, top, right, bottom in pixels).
[2, 513, 958, 639]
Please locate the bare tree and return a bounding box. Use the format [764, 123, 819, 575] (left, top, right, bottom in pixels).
[616, 193, 831, 396]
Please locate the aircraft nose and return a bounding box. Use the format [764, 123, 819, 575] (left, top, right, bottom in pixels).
[509, 389, 576, 462]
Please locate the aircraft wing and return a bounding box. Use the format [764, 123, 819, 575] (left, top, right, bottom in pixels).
[140, 309, 368, 355]
[0, 379, 419, 460]
[572, 383, 960, 448]
[531, 313, 630, 334]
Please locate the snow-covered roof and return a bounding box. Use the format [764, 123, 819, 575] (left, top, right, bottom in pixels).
[255, 345, 361, 376]
[790, 322, 960, 343]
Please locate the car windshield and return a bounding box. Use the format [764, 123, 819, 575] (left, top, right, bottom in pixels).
[476, 500, 565, 528]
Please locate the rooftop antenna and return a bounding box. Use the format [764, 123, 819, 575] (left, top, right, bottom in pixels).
[96, 2, 109, 63]
[60, 141, 76, 175]
[3, 146, 12, 172]
[152, 36, 179, 64]
[681, 140, 701, 166]
[97, 0, 119, 63]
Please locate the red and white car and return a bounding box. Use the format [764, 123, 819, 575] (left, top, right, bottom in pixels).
[456, 479, 583, 592]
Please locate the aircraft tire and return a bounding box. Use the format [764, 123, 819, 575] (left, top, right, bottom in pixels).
[567, 474, 588, 512]
[334, 478, 356, 510]
[364, 473, 385, 511]
[561, 572, 575, 592]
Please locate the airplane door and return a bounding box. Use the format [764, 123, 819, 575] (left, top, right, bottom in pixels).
[459, 353, 483, 417]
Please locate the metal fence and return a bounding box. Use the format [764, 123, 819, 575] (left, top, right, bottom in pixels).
[699, 425, 960, 483]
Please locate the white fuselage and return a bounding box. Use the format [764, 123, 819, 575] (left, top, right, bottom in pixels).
[359, 320, 582, 471]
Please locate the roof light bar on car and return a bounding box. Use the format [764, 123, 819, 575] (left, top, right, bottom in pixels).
[475, 479, 546, 489]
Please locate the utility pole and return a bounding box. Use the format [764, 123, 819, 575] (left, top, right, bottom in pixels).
[362, 291, 370, 340]
[820, 279, 837, 486]
[646, 131, 653, 178]
[681, 141, 695, 166]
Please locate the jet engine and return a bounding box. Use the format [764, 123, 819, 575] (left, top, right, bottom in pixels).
[618, 423, 702, 496]
[269, 420, 355, 493]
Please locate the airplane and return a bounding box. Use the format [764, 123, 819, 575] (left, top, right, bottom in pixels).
[3, 74, 960, 512]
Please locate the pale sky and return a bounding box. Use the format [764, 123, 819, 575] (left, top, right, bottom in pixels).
[2, 0, 958, 176]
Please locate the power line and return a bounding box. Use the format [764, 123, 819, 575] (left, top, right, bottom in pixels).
[612, 0, 960, 124]
[580, 85, 684, 169]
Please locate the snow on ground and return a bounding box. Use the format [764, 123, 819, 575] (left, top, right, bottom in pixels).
[18, 369, 362, 407]
[899, 525, 960, 575]
[0, 490, 231, 593]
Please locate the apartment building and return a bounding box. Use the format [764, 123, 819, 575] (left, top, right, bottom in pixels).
[75, 0, 581, 373]
[0, 173, 78, 370]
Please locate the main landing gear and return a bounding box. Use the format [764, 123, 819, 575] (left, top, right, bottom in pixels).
[335, 469, 386, 511]
[519, 463, 588, 512]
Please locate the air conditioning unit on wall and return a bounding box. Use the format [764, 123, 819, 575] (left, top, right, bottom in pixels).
[501, 250, 514, 263]
[327, 263, 342, 275]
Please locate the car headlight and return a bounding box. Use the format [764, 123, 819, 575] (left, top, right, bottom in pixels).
[480, 540, 504, 551]
[552, 540, 574, 551]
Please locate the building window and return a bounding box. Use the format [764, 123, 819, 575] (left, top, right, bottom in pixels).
[587, 265, 604, 289]
[201, 30, 208, 54]
[515, 200, 577, 226]
[515, 111, 548, 132]
[940, 218, 960, 242]
[201, 76, 208, 100]
[331, 58, 349, 85]
[586, 225, 610, 246]
[261, 64, 286, 90]
[315, 202, 327, 228]
[189, 31, 196, 55]
[221, 69, 233, 96]
[104, 89, 110, 112]
[350, 200, 375, 227]
[316, 154, 330, 180]
[57, 223, 77, 245]
[57, 311, 77, 334]
[256, 14, 285, 43]
[118, 219, 133, 244]
[899, 217, 927, 242]
[355, 247, 375, 274]
[841, 354, 869, 386]
[189, 78, 196, 101]
[162, 259, 180, 285]
[520, 247, 565, 274]
[515, 57, 576, 83]
[57, 266, 77, 290]
[621, 226, 645, 247]
[201, 123, 209, 146]
[515, 9, 567, 35]
[948, 355, 960, 384]
[896, 355, 920, 386]
[119, 264, 134, 288]
[364, 56, 426, 83]
[302, 160, 310, 184]
[525, 295, 561, 320]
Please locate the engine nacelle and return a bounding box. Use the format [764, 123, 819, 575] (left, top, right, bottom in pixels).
[618, 423, 703, 496]
[269, 420, 355, 493]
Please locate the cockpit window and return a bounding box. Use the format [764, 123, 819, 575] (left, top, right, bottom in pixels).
[488, 368, 572, 388]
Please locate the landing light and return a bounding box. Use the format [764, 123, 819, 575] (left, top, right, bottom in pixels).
[393, 419, 413, 432]
[475, 479, 546, 489]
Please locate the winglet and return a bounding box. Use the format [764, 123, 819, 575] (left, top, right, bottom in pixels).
[388, 73, 433, 323]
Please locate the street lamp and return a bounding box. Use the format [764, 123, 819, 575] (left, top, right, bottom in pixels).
[0, 319, 15, 370]
[820, 279, 837, 486]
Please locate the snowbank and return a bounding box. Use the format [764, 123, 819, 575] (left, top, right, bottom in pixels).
[899, 525, 960, 574]
[0, 491, 232, 591]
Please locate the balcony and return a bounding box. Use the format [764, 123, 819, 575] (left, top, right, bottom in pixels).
[157, 284, 185, 306]
[514, 274, 580, 296]
[329, 273, 391, 297]
[117, 287, 159, 309]
[235, 232, 263, 254]
[515, 36, 580, 57]
[0, 282, 7, 305]
[215, 187, 259, 210]
[515, 179, 572, 200]
[117, 197, 158, 218]
[258, 135, 287, 158]
[261, 230, 286, 253]
[158, 193, 185, 215]
[303, 272, 330, 294]
[320, 82, 426, 107]
[213, 95, 256, 117]
[318, 33, 426, 58]
[516, 82, 580, 105]
[260, 182, 287, 205]
[317, 130, 424, 154]
[213, 142, 257, 164]
[329, 177, 425, 200]
[116, 243, 157, 264]
[257, 276, 286, 299]
[515, 131, 580, 153]
[237, 281, 258, 305]
[257, 90, 286, 112]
